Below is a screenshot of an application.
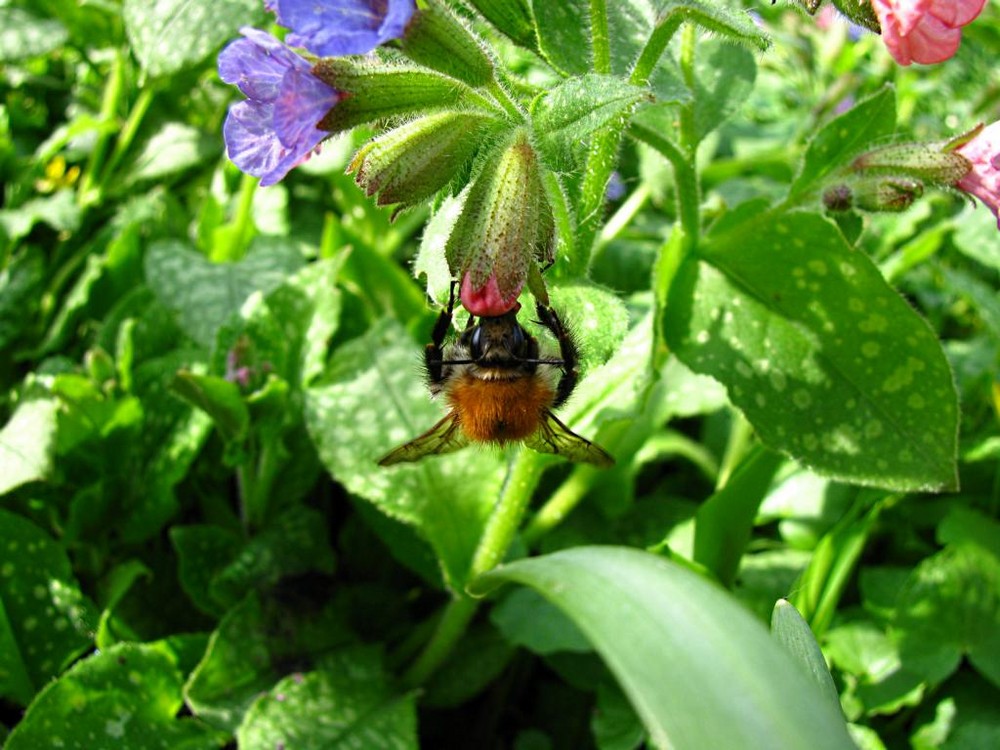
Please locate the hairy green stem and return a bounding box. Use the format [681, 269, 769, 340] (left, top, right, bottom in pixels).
[403, 451, 544, 685]
[589, 0, 611, 74]
[470, 452, 545, 577]
[523, 465, 597, 546]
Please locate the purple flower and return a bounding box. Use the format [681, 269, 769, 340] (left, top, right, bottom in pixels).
[218, 28, 340, 186]
[270, 0, 416, 57]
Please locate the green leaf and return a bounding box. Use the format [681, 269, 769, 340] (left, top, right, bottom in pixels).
[533, 1, 590, 75]
[0, 248, 45, 353]
[788, 86, 897, 202]
[490, 588, 591, 655]
[0, 510, 97, 705]
[0, 8, 68, 61]
[532, 74, 651, 170]
[123, 0, 263, 77]
[210, 506, 337, 607]
[171, 372, 249, 442]
[304, 319, 503, 590]
[466, 0, 536, 50]
[893, 544, 1000, 688]
[592, 682, 646, 750]
[693, 447, 782, 587]
[422, 623, 516, 708]
[5, 642, 228, 749]
[0, 190, 81, 243]
[127, 123, 217, 185]
[665, 209, 959, 491]
[170, 525, 244, 617]
[472, 547, 856, 750]
[185, 593, 353, 732]
[0, 399, 58, 496]
[235, 646, 418, 749]
[145, 238, 305, 349]
[771, 599, 841, 711]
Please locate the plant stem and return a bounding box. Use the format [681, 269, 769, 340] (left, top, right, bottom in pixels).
[715, 411, 754, 489]
[523, 465, 596, 546]
[402, 451, 545, 686]
[470, 451, 545, 577]
[97, 87, 155, 195]
[401, 595, 479, 687]
[78, 51, 125, 206]
[590, 0, 611, 75]
[486, 77, 525, 122]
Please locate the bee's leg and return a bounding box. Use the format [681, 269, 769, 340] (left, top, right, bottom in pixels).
[535, 302, 578, 408]
[425, 281, 458, 386]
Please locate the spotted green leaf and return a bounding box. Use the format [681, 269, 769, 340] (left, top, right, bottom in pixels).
[5, 642, 228, 749]
[665, 209, 958, 491]
[788, 86, 897, 202]
[304, 319, 503, 591]
[185, 593, 353, 732]
[235, 646, 417, 750]
[145, 238, 304, 350]
[123, 0, 263, 77]
[0, 510, 97, 706]
[473, 546, 856, 749]
[0, 399, 58, 497]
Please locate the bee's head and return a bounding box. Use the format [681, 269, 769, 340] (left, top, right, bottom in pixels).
[463, 309, 533, 365]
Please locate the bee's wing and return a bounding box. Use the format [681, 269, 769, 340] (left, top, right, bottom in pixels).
[525, 411, 614, 468]
[377, 412, 470, 466]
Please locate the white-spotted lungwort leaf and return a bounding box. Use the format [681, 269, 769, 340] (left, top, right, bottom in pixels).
[664, 208, 959, 491]
[304, 319, 504, 590]
[123, 0, 263, 77]
[0, 510, 97, 707]
[236, 646, 418, 750]
[5, 642, 228, 749]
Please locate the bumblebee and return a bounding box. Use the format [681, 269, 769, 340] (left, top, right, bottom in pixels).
[378, 289, 614, 468]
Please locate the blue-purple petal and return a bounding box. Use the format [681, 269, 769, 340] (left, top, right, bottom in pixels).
[273, 0, 416, 57]
[219, 26, 340, 185]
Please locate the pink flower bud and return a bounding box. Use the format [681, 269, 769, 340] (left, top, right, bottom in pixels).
[954, 121, 1000, 228]
[460, 271, 522, 318]
[871, 0, 986, 66]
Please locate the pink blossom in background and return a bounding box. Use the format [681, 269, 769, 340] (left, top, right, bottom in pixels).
[871, 0, 986, 65]
[955, 121, 1000, 228]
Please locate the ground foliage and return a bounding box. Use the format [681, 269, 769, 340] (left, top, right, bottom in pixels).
[1, 1, 999, 748]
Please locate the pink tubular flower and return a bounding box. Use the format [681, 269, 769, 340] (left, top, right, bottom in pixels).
[460, 271, 522, 318]
[955, 121, 1000, 228]
[871, 0, 986, 65]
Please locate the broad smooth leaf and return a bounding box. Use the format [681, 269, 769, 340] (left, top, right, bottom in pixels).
[0, 511, 96, 705]
[693, 447, 783, 587]
[5, 642, 227, 749]
[304, 319, 502, 590]
[788, 86, 897, 202]
[123, 0, 262, 77]
[473, 546, 856, 750]
[771, 599, 842, 711]
[665, 209, 959, 491]
[235, 647, 417, 750]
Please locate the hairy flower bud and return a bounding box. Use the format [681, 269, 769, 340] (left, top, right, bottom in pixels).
[349, 111, 501, 210]
[399, 0, 494, 87]
[446, 132, 554, 315]
[825, 177, 924, 213]
[851, 143, 972, 185]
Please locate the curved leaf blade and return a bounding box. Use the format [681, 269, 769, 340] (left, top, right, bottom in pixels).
[473, 546, 855, 750]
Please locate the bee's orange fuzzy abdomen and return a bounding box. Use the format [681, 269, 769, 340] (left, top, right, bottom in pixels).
[448, 374, 553, 443]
